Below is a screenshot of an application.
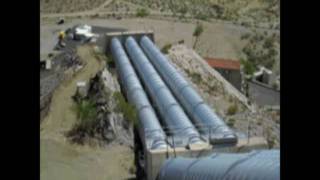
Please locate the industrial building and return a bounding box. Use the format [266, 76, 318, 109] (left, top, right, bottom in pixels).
[204, 57, 242, 91]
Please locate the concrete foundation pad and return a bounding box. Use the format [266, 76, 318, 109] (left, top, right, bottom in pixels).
[104, 30, 154, 53]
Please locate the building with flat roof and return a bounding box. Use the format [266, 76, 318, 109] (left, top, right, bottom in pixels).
[204, 57, 242, 91]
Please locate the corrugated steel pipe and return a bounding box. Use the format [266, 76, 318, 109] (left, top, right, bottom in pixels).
[140, 36, 237, 146]
[111, 37, 167, 150]
[157, 150, 280, 180]
[125, 36, 203, 147]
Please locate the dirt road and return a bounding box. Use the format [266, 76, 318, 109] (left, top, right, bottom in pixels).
[40, 45, 135, 180]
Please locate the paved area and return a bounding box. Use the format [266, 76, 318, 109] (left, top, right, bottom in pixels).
[40, 20, 126, 58]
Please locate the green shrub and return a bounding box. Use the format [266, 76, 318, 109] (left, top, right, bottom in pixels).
[263, 37, 275, 49]
[257, 118, 262, 126]
[241, 33, 251, 40]
[240, 58, 256, 75]
[106, 54, 115, 68]
[178, 39, 185, 44]
[193, 23, 204, 49]
[193, 23, 204, 37]
[272, 82, 278, 90]
[136, 8, 149, 17]
[190, 72, 202, 84]
[184, 68, 191, 75]
[227, 118, 236, 127]
[268, 48, 278, 57]
[241, 21, 251, 27]
[267, 135, 276, 149]
[208, 84, 217, 93]
[113, 92, 138, 126]
[195, 13, 208, 21]
[227, 103, 238, 115]
[161, 43, 172, 54]
[72, 99, 97, 132]
[212, 4, 224, 18]
[179, 6, 188, 15]
[184, 69, 203, 85]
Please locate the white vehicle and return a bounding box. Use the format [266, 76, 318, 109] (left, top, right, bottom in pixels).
[73, 24, 97, 42]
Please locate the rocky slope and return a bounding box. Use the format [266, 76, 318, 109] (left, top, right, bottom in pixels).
[168, 45, 279, 147]
[72, 68, 134, 147]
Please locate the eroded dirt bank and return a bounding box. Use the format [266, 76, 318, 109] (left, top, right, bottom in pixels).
[40, 45, 135, 180]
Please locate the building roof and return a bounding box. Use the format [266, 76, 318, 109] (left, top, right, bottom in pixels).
[204, 57, 240, 70]
[253, 66, 273, 77]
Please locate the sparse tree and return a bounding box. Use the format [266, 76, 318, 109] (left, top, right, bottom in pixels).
[136, 8, 149, 18]
[212, 4, 224, 18]
[227, 104, 238, 115]
[240, 58, 255, 76]
[161, 43, 172, 54]
[240, 58, 254, 98]
[193, 23, 204, 49]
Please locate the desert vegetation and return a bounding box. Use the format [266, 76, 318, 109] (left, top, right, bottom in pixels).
[68, 99, 98, 140]
[193, 23, 204, 49]
[124, 0, 279, 26]
[136, 8, 149, 17]
[41, 0, 280, 30]
[66, 76, 111, 144]
[227, 103, 238, 115]
[113, 91, 138, 126]
[161, 43, 172, 54]
[227, 118, 236, 128]
[240, 30, 280, 75]
[40, 0, 106, 13]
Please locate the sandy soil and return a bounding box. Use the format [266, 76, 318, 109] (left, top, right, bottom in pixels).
[40, 45, 135, 180]
[41, 140, 134, 180]
[41, 17, 255, 60]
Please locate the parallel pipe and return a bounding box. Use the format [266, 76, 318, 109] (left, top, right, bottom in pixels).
[111, 37, 167, 150]
[125, 36, 202, 147]
[140, 36, 237, 145]
[157, 150, 280, 180]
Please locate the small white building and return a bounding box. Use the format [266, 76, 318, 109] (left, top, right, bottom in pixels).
[253, 66, 273, 85]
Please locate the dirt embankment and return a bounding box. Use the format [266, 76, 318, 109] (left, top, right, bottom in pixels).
[40, 49, 83, 122]
[41, 45, 135, 180]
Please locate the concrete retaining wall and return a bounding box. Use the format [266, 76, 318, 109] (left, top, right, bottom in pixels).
[248, 80, 280, 106]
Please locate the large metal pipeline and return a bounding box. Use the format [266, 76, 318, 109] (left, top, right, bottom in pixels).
[140, 36, 237, 145]
[111, 37, 167, 150]
[157, 150, 280, 180]
[125, 36, 203, 147]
